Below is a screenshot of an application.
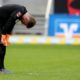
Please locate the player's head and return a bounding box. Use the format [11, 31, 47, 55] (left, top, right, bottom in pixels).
[21, 12, 36, 28]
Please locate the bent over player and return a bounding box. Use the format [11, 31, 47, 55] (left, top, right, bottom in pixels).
[0, 4, 36, 73]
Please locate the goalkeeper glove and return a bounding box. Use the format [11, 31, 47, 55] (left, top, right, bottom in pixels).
[1, 34, 10, 46]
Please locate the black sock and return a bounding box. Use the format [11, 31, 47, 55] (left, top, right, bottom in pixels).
[0, 44, 6, 69]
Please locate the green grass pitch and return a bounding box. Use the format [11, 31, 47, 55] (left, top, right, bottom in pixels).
[0, 44, 80, 80]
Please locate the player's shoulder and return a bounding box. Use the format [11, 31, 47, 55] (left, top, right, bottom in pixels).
[0, 4, 27, 14]
[1, 4, 25, 9]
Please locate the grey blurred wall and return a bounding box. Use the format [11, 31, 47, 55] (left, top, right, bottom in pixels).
[0, 0, 2, 6]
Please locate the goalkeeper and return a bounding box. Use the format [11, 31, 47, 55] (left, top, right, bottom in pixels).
[0, 4, 36, 73]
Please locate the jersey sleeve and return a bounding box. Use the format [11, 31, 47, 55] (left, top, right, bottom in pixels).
[2, 6, 27, 34]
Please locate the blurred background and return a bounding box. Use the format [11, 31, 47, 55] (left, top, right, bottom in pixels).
[0, 0, 80, 44]
[0, 1, 80, 80]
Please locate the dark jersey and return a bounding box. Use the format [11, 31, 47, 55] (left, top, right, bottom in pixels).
[0, 4, 27, 34]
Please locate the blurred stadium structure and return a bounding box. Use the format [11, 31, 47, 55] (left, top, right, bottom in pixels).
[0, 0, 80, 44]
[0, 0, 49, 35]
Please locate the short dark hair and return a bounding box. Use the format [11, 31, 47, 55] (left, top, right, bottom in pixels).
[27, 16, 36, 28]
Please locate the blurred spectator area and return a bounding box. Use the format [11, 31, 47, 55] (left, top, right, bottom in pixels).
[2, 0, 47, 35]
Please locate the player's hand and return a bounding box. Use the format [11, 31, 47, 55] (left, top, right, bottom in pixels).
[1, 34, 10, 46]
